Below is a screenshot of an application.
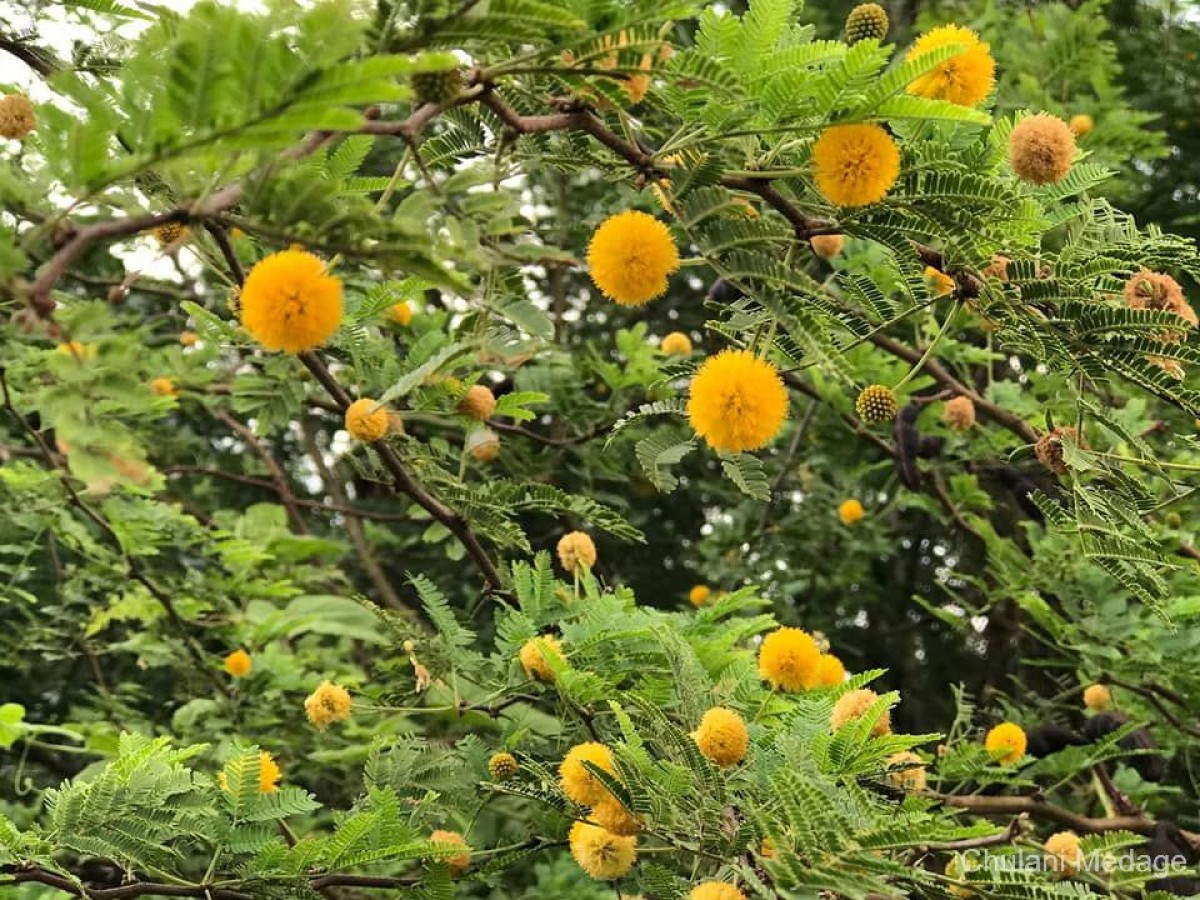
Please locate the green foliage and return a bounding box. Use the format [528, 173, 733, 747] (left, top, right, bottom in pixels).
[2, 0, 1199, 896]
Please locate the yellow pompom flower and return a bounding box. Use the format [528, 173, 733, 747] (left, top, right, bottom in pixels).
[691, 883, 747, 900]
[838, 499, 865, 526]
[758, 627, 821, 691]
[458, 384, 496, 420]
[569, 820, 637, 880]
[389, 301, 413, 325]
[885, 751, 927, 792]
[984, 721, 1027, 764]
[345, 398, 389, 442]
[240, 249, 343, 353]
[924, 266, 956, 297]
[1083, 684, 1112, 711]
[429, 829, 472, 873]
[688, 584, 711, 607]
[687, 350, 789, 453]
[223, 648, 252, 678]
[557, 530, 597, 574]
[488, 751, 518, 780]
[218, 750, 280, 794]
[304, 680, 352, 730]
[661, 331, 693, 356]
[150, 377, 176, 397]
[905, 25, 995, 106]
[692, 707, 749, 768]
[812, 123, 901, 207]
[55, 341, 94, 359]
[1044, 831, 1083, 876]
[560, 742, 618, 805]
[814, 653, 847, 686]
[587, 210, 680, 306]
[590, 796, 642, 836]
[519, 634, 564, 681]
[831, 688, 892, 736]
[1069, 113, 1094, 137]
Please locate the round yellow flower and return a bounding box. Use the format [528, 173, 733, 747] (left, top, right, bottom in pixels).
[223, 649, 252, 678]
[55, 341, 94, 359]
[150, 377, 176, 397]
[389, 301, 413, 325]
[905, 25, 995, 106]
[240, 249, 343, 353]
[1044, 831, 1083, 876]
[458, 384, 496, 420]
[488, 751, 518, 780]
[0, 94, 36, 140]
[984, 721, 1026, 764]
[429, 829, 472, 873]
[687, 350, 789, 453]
[304, 680, 352, 730]
[691, 883, 746, 900]
[838, 499, 865, 526]
[688, 584, 711, 607]
[1083, 684, 1112, 711]
[180, 331, 199, 347]
[692, 707, 749, 768]
[812, 123, 901, 207]
[831, 688, 892, 736]
[560, 742, 618, 805]
[587, 210, 680, 306]
[885, 750, 927, 792]
[569, 820, 637, 880]
[218, 750, 280, 794]
[661, 331, 693, 356]
[590, 796, 642, 836]
[814, 653, 846, 686]
[345, 398, 389, 442]
[1069, 113, 1093, 138]
[758, 627, 820, 691]
[519, 634, 564, 681]
[1009, 114, 1076, 185]
[557, 530, 597, 574]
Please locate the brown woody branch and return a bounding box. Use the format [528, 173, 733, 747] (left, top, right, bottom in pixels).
[297, 351, 505, 593]
[924, 791, 1200, 850]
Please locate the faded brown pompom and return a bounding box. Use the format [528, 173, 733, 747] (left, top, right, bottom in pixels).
[810, 234, 845, 259]
[855, 384, 897, 424]
[845, 3, 889, 44]
[458, 384, 497, 420]
[982, 254, 1010, 282]
[1009, 114, 1076, 185]
[1034, 426, 1087, 476]
[943, 396, 975, 431]
[1124, 269, 1196, 325]
[0, 94, 36, 139]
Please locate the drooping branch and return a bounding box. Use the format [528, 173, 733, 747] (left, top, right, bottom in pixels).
[924, 791, 1200, 851]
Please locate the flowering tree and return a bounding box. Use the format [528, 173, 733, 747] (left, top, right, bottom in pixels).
[1, 0, 1199, 898]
